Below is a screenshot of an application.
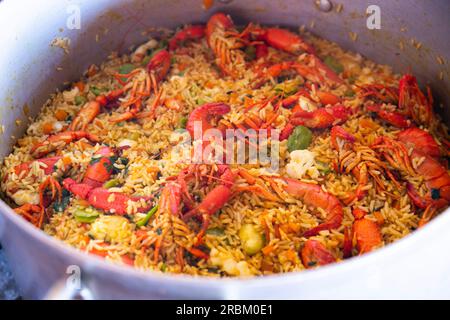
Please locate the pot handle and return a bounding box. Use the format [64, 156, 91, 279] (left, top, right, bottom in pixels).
[44, 279, 94, 300]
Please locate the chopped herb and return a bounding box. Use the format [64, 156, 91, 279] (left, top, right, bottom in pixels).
[141, 55, 151, 66]
[118, 63, 135, 82]
[308, 261, 317, 267]
[117, 157, 129, 166]
[273, 80, 300, 96]
[89, 86, 104, 96]
[316, 161, 332, 174]
[136, 205, 158, 227]
[74, 95, 87, 106]
[287, 125, 313, 152]
[158, 39, 168, 49]
[347, 75, 356, 84]
[244, 45, 256, 60]
[196, 98, 205, 105]
[344, 89, 355, 97]
[118, 63, 135, 75]
[207, 267, 220, 273]
[103, 178, 120, 189]
[53, 189, 71, 212]
[206, 227, 225, 236]
[324, 56, 344, 74]
[178, 117, 188, 129]
[431, 188, 440, 200]
[160, 263, 167, 272]
[72, 207, 100, 223]
[89, 156, 102, 165]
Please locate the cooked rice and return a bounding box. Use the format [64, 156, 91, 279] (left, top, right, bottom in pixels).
[1, 18, 449, 277]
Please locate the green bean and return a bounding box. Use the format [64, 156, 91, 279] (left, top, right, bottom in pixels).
[136, 205, 159, 227]
[206, 227, 225, 236]
[324, 56, 344, 74]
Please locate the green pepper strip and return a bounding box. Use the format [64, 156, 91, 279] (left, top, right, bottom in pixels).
[136, 205, 159, 227]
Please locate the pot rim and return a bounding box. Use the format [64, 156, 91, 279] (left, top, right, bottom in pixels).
[1, 198, 449, 288]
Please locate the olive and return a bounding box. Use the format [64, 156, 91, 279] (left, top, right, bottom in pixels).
[239, 224, 265, 255]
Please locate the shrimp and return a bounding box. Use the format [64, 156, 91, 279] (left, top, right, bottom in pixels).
[30, 131, 99, 158]
[300, 239, 335, 268]
[277, 177, 344, 237]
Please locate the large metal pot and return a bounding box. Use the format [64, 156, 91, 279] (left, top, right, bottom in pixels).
[1, 0, 449, 299]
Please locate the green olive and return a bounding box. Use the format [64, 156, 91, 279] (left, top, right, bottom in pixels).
[239, 224, 265, 255]
[118, 63, 135, 75]
[287, 125, 313, 152]
[72, 207, 100, 223]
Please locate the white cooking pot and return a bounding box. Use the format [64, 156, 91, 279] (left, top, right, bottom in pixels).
[0, 0, 449, 299]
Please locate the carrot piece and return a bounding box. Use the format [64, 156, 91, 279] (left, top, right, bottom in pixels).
[237, 169, 256, 185]
[360, 118, 379, 130]
[62, 156, 72, 166]
[373, 211, 385, 225]
[121, 255, 135, 266]
[177, 63, 187, 71]
[78, 199, 90, 207]
[352, 208, 367, 220]
[73, 81, 85, 92]
[291, 104, 303, 113]
[316, 91, 341, 105]
[55, 109, 68, 121]
[187, 247, 209, 260]
[353, 218, 382, 254]
[286, 249, 297, 262]
[203, 0, 213, 10]
[86, 65, 98, 77]
[164, 98, 182, 111]
[243, 96, 254, 109]
[262, 244, 275, 256]
[89, 248, 108, 257]
[89, 242, 108, 257]
[42, 122, 54, 134]
[261, 259, 274, 272]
